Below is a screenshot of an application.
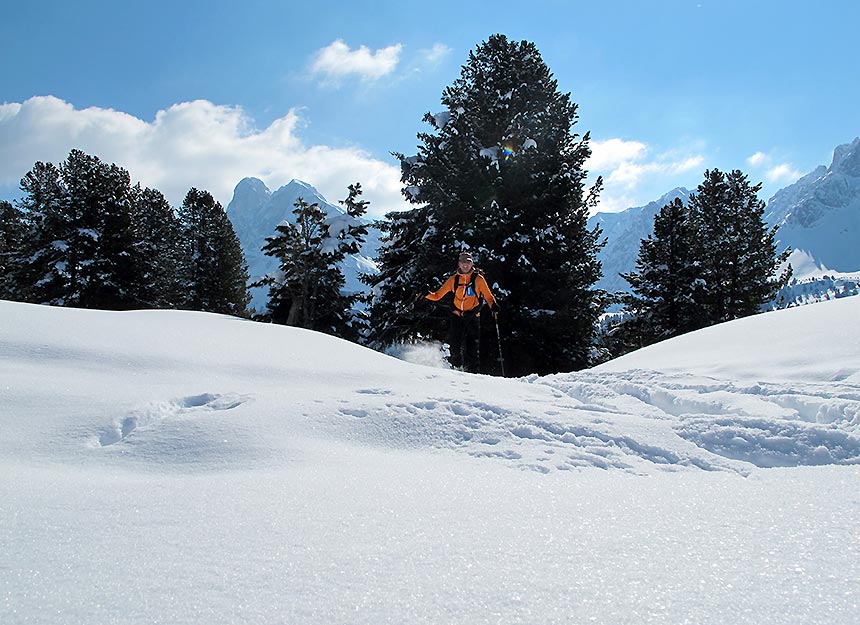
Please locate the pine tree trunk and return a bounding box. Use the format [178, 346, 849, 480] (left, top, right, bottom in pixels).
[287, 298, 301, 326]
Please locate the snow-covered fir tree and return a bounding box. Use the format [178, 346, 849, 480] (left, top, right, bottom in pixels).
[11, 151, 141, 309]
[0, 200, 26, 299]
[367, 34, 604, 376]
[689, 169, 791, 325]
[606, 170, 793, 358]
[129, 185, 190, 309]
[60, 150, 139, 309]
[255, 185, 369, 340]
[13, 160, 77, 305]
[177, 188, 251, 317]
[619, 197, 702, 347]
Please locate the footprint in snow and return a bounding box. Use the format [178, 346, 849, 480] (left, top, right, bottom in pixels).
[97, 392, 248, 447]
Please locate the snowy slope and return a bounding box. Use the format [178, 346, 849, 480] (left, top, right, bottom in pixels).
[225, 178, 380, 313]
[595, 295, 860, 383]
[2, 298, 860, 624]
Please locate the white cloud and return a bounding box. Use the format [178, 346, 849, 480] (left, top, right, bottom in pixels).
[423, 43, 453, 65]
[310, 40, 403, 85]
[586, 138, 705, 213]
[587, 138, 648, 171]
[765, 163, 803, 183]
[746, 150, 802, 185]
[747, 151, 770, 167]
[0, 96, 408, 218]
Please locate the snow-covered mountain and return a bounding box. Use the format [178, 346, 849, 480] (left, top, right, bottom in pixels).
[225, 178, 380, 313]
[3, 296, 860, 624]
[764, 137, 860, 278]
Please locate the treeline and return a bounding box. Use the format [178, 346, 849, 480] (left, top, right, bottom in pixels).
[0, 147, 371, 341]
[0, 149, 250, 316]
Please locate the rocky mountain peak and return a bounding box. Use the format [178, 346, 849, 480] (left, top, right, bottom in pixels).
[830, 137, 860, 177]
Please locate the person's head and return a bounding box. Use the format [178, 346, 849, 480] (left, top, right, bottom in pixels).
[458, 251, 474, 273]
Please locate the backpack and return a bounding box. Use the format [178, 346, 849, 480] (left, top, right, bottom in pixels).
[426, 268, 487, 313]
[453, 268, 486, 313]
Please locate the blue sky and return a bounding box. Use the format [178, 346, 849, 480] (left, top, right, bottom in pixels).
[1, 0, 858, 217]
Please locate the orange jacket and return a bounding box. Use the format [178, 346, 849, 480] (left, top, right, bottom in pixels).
[426, 270, 497, 316]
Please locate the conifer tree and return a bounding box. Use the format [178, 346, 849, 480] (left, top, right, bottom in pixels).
[364, 205, 438, 347]
[13, 151, 140, 309]
[367, 34, 604, 375]
[336, 184, 372, 339]
[721, 169, 792, 317]
[688, 169, 790, 325]
[177, 188, 250, 317]
[336, 183, 370, 256]
[620, 198, 702, 344]
[615, 169, 792, 355]
[14, 160, 75, 305]
[129, 185, 189, 308]
[59, 150, 138, 309]
[256, 185, 369, 340]
[0, 200, 26, 299]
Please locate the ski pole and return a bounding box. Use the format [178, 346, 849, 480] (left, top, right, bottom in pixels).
[493, 313, 505, 376]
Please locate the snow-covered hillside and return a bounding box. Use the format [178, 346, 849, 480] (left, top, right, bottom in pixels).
[2, 297, 859, 624]
[225, 178, 380, 313]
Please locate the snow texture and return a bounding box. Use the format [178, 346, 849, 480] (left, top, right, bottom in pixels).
[2, 296, 860, 624]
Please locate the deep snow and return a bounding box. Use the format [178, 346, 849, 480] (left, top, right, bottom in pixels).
[2, 298, 860, 624]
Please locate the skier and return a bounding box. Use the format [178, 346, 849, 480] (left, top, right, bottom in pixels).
[425, 251, 500, 372]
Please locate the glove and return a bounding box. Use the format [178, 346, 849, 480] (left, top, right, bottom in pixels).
[490, 302, 500, 313]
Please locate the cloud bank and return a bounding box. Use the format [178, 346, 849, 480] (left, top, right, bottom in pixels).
[0, 96, 408, 217]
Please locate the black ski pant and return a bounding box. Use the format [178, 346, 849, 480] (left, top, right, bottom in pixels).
[447, 312, 480, 372]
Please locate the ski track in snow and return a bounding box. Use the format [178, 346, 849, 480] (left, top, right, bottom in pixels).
[321, 369, 860, 476]
[88, 369, 860, 476]
[83, 371, 860, 476]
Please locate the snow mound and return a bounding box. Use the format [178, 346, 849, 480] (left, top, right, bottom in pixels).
[2, 297, 860, 476]
[594, 295, 860, 384]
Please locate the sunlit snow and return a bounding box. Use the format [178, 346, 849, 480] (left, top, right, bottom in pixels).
[2, 297, 859, 624]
